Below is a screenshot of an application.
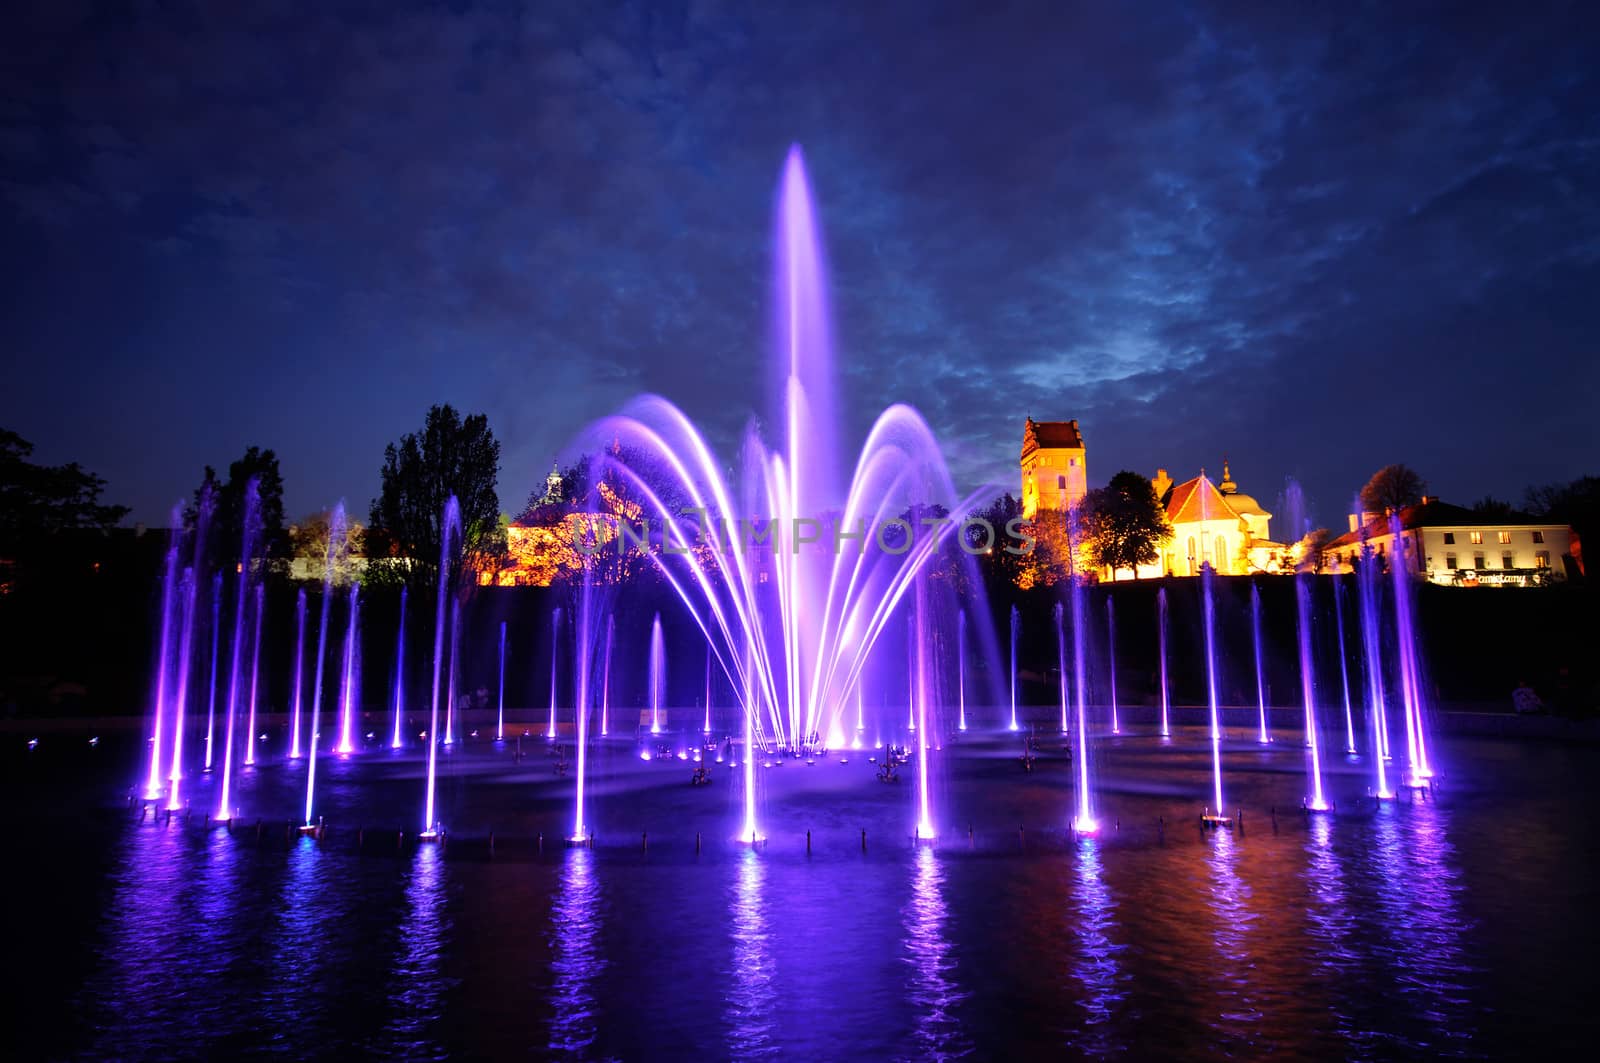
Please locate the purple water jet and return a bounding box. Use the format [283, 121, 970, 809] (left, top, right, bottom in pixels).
[288, 588, 307, 759]
[203, 572, 223, 770]
[1009, 605, 1020, 732]
[421, 497, 462, 836]
[1201, 566, 1226, 818]
[956, 609, 967, 733]
[391, 587, 408, 749]
[216, 482, 261, 821]
[1106, 597, 1120, 736]
[444, 598, 461, 746]
[1251, 583, 1271, 744]
[1296, 573, 1330, 810]
[600, 614, 614, 737]
[243, 583, 265, 766]
[497, 619, 507, 742]
[546, 607, 562, 740]
[1054, 602, 1069, 734]
[164, 568, 198, 810]
[1356, 537, 1395, 798]
[335, 584, 360, 755]
[648, 613, 665, 735]
[142, 511, 182, 801]
[1389, 513, 1434, 784]
[302, 503, 345, 825]
[1332, 575, 1357, 754]
[1157, 588, 1171, 738]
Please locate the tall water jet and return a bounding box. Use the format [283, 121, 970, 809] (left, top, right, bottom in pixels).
[164, 568, 199, 810]
[142, 514, 182, 801]
[1070, 571, 1096, 833]
[391, 588, 408, 749]
[1054, 602, 1069, 734]
[335, 584, 361, 755]
[853, 683, 865, 749]
[288, 589, 308, 759]
[600, 614, 614, 737]
[905, 621, 916, 735]
[444, 599, 461, 745]
[1009, 605, 1020, 731]
[956, 609, 967, 732]
[421, 498, 463, 836]
[243, 584, 265, 766]
[738, 639, 762, 843]
[1357, 541, 1395, 798]
[1389, 513, 1433, 783]
[302, 503, 345, 826]
[1201, 566, 1226, 818]
[496, 620, 507, 741]
[1296, 574, 1330, 810]
[1106, 597, 1121, 735]
[701, 643, 713, 734]
[1333, 575, 1357, 754]
[648, 614, 665, 735]
[1251, 583, 1271, 744]
[912, 576, 934, 840]
[204, 572, 223, 770]
[571, 570, 601, 843]
[546, 607, 563, 740]
[216, 483, 262, 821]
[1157, 588, 1171, 738]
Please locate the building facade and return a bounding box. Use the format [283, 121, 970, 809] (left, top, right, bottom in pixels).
[1020, 417, 1087, 520]
[1131, 462, 1284, 577]
[1324, 498, 1579, 586]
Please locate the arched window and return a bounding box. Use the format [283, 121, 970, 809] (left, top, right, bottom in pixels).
[1215, 536, 1227, 573]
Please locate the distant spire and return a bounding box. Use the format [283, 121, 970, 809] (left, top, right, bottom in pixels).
[1219, 458, 1237, 495]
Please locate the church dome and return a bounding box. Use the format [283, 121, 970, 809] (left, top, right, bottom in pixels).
[1227, 493, 1268, 517]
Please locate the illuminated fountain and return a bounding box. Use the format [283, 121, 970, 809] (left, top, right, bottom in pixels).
[1054, 602, 1069, 734]
[703, 643, 713, 734]
[1070, 572, 1097, 834]
[1296, 574, 1331, 811]
[390, 588, 408, 749]
[1251, 582, 1271, 744]
[288, 588, 307, 760]
[300, 502, 343, 825]
[163, 568, 198, 810]
[1009, 605, 1020, 731]
[217, 483, 262, 821]
[546, 607, 562, 740]
[1200, 566, 1228, 826]
[1357, 539, 1396, 799]
[203, 572, 222, 770]
[1157, 587, 1170, 738]
[334, 584, 360, 756]
[443, 598, 460, 746]
[956, 609, 967, 732]
[647, 613, 665, 735]
[142, 511, 181, 801]
[1390, 513, 1434, 785]
[570, 567, 603, 844]
[1332, 575, 1357, 754]
[243, 584, 265, 766]
[496, 619, 506, 742]
[420, 497, 462, 839]
[912, 577, 935, 841]
[1105, 597, 1121, 736]
[600, 614, 614, 737]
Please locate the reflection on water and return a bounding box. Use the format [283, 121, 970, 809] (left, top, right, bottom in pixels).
[1372, 802, 1476, 1054]
[380, 843, 452, 1060]
[1068, 841, 1124, 1053]
[1207, 828, 1261, 1039]
[903, 846, 970, 1060]
[548, 848, 605, 1059]
[725, 850, 778, 1059]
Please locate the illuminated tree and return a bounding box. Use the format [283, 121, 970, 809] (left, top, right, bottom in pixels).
[1082, 470, 1170, 578]
[1360, 464, 1425, 515]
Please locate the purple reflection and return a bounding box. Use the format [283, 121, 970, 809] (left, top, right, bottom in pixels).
[1069, 841, 1124, 1048]
[1371, 803, 1475, 1052]
[548, 849, 605, 1058]
[725, 850, 778, 1059]
[1207, 829, 1263, 1035]
[380, 843, 452, 1058]
[903, 847, 970, 1059]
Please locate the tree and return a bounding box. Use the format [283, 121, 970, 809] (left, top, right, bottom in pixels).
[1525, 475, 1599, 565]
[1360, 464, 1425, 515]
[367, 404, 502, 586]
[289, 510, 366, 586]
[1470, 495, 1513, 519]
[189, 446, 288, 569]
[1082, 470, 1171, 578]
[1297, 528, 1333, 573]
[0, 429, 128, 548]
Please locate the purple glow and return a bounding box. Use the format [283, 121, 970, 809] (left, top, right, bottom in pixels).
[1356, 533, 1394, 797]
[142, 512, 182, 802]
[288, 588, 307, 759]
[334, 584, 360, 755]
[217, 482, 261, 821]
[163, 568, 198, 810]
[1157, 588, 1171, 738]
[1389, 514, 1434, 783]
[546, 607, 562, 740]
[1106, 597, 1121, 736]
[1296, 574, 1330, 811]
[203, 572, 223, 770]
[1332, 575, 1357, 754]
[648, 613, 664, 735]
[496, 619, 507, 742]
[913, 577, 934, 841]
[1251, 583, 1271, 745]
[444, 598, 460, 746]
[956, 610, 967, 732]
[1201, 566, 1226, 817]
[421, 497, 462, 834]
[302, 502, 344, 826]
[1070, 563, 1096, 834]
[1009, 605, 1020, 732]
[1054, 602, 1069, 733]
[243, 583, 265, 766]
[391, 587, 407, 750]
[600, 614, 614, 737]
[703, 643, 713, 734]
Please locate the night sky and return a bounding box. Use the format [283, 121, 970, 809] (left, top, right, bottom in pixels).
[3, 2, 1597, 533]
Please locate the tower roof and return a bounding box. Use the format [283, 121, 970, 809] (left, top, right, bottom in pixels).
[1167, 473, 1236, 525]
[1021, 417, 1084, 458]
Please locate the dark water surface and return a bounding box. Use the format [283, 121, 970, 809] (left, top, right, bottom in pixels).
[7, 723, 1597, 1060]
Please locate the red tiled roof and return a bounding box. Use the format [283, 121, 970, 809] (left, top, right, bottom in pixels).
[1167, 475, 1235, 525]
[1021, 418, 1083, 458]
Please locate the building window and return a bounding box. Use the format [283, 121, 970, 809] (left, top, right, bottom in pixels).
[1501, 552, 1514, 569]
[1057, 475, 1066, 491]
[1497, 531, 1511, 545]
[1445, 553, 1457, 569]
[1535, 551, 1550, 569]
[1533, 530, 1545, 544]
[1473, 552, 1485, 570]
[1469, 531, 1483, 545]
[1069, 458, 1078, 467]
[1443, 532, 1455, 545]
[1215, 537, 1226, 572]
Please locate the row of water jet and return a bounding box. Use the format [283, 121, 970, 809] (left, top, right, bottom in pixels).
[164, 489, 212, 807]
[1389, 513, 1434, 785]
[302, 502, 343, 824]
[1356, 555, 1394, 797]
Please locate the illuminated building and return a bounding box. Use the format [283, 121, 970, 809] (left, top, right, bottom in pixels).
[1020, 417, 1086, 520]
[1324, 498, 1580, 586]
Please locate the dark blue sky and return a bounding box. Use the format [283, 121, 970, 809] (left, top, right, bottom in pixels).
[3, 1, 1597, 532]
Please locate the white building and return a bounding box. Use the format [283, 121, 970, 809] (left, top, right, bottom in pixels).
[1324, 498, 1579, 586]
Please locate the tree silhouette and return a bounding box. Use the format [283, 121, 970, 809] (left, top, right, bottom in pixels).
[1359, 464, 1425, 515]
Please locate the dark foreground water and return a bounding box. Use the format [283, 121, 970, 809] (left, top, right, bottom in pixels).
[7, 719, 1598, 1061]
